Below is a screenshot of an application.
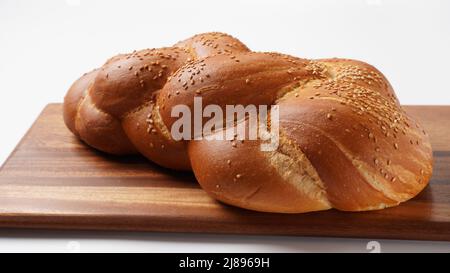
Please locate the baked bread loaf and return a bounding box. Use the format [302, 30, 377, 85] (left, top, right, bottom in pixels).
[64, 32, 433, 213]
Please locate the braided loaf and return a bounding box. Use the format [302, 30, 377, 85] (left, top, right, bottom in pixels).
[64, 32, 433, 213]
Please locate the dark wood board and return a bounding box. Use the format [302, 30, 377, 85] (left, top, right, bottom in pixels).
[0, 104, 449, 241]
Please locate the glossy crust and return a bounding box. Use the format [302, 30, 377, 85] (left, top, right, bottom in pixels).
[64, 33, 433, 213]
[64, 32, 250, 169]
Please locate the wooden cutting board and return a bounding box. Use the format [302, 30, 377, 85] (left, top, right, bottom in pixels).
[0, 104, 449, 241]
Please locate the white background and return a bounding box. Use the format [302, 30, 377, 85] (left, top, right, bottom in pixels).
[1, 0, 449, 252]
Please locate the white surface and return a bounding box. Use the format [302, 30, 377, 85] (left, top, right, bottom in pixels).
[0, 230, 450, 253]
[0, 0, 449, 252]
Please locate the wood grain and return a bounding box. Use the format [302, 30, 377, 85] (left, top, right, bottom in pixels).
[0, 104, 449, 241]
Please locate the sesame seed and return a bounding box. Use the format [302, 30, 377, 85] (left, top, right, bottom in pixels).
[327, 113, 332, 120]
[394, 143, 399, 149]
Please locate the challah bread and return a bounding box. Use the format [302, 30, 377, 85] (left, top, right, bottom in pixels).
[64, 32, 433, 213]
[64, 32, 250, 169]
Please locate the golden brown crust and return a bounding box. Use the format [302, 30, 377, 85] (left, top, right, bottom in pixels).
[63, 32, 250, 170]
[63, 33, 433, 213]
[63, 69, 98, 136]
